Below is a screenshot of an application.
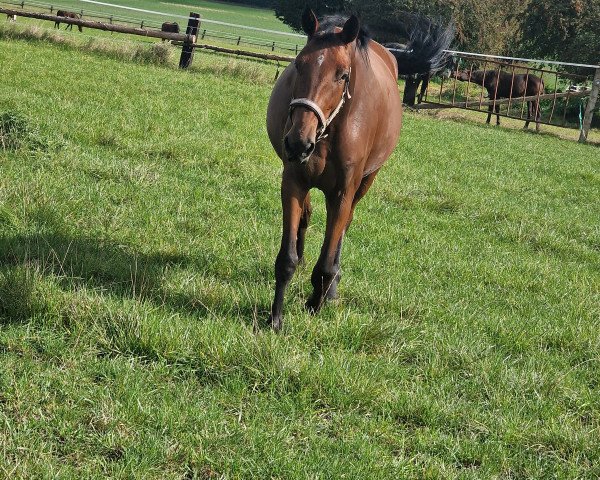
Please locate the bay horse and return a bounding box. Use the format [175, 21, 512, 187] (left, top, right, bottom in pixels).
[453, 69, 545, 131]
[54, 10, 83, 32]
[266, 9, 453, 330]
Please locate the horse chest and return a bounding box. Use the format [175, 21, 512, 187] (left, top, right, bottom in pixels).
[290, 149, 349, 193]
[303, 155, 338, 189]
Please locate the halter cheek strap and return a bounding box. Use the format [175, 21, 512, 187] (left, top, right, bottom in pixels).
[289, 69, 352, 142]
[289, 98, 327, 132]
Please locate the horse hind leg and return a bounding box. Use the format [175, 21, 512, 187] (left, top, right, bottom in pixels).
[417, 76, 429, 104]
[296, 192, 312, 265]
[495, 105, 500, 125]
[486, 105, 493, 124]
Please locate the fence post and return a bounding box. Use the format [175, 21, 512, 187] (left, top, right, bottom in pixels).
[50, 5, 53, 13]
[179, 12, 200, 69]
[578, 67, 600, 143]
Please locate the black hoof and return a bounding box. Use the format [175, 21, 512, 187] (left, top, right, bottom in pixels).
[326, 290, 338, 301]
[305, 295, 321, 314]
[269, 314, 282, 332]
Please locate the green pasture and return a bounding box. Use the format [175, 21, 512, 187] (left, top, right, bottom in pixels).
[0, 0, 301, 48]
[1, 29, 599, 480]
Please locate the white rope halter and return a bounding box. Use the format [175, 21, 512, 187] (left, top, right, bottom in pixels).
[288, 68, 352, 142]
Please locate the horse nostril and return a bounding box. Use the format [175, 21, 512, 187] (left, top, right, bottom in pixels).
[284, 135, 315, 161]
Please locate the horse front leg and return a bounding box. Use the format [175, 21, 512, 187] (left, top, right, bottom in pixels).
[486, 105, 493, 124]
[306, 190, 354, 313]
[296, 192, 312, 265]
[418, 75, 430, 104]
[524, 101, 532, 129]
[534, 100, 541, 132]
[495, 105, 500, 125]
[269, 173, 308, 331]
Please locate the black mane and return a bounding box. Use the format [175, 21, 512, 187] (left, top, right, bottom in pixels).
[317, 14, 371, 56]
[384, 14, 455, 76]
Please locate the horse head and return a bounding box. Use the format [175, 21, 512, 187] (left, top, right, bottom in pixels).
[440, 54, 458, 78]
[451, 69, 471, 82]
[284, 8, 360, 163]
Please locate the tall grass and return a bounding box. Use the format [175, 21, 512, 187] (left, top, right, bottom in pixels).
[0, 22, 277, 83]
[0, 24, 175, 66]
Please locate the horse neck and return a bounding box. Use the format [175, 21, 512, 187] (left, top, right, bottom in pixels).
[347, 43, 365, 100]
[468, 70, 488, 86]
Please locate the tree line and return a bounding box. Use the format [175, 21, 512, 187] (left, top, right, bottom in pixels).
[229, 0, 599, 67]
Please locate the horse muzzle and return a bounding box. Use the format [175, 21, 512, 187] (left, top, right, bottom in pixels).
[283, 128, 316, 163]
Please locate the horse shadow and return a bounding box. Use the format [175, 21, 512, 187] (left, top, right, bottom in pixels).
[0, 231, 268, 325]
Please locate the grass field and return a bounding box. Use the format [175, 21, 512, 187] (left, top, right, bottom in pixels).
[0, 0, 301, 48]
[1, 27, 600, 480]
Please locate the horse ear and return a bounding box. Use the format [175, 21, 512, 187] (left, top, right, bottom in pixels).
[301, 7, 318, 37]
[341, 15, 360, 44]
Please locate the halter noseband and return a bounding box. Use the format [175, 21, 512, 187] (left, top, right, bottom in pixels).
[289, 68, 352, 142]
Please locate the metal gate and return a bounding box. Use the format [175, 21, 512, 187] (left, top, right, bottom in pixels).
[413, 51, 600, 143]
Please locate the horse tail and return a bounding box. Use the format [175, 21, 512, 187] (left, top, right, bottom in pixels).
[387, 14, 455, 77]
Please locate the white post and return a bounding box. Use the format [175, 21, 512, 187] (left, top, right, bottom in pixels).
[579, 67, 600, 143]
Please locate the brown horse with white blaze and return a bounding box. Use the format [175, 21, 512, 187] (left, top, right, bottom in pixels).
[266, 9, 453, 330]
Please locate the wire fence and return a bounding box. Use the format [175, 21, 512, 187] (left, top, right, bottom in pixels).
[407, 51, 599, 135]
[0, 0, 305, 54]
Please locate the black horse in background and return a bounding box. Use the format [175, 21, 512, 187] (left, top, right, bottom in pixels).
[385, 42, 456, 105]
[54, 10, 83, 32]
[383, 16, 455, 106]
[453, 69, 545, 131]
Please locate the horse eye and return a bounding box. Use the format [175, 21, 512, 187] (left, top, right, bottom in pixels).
[339, 72, 349, 82]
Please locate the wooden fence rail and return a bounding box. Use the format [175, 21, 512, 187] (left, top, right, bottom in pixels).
[172, 41, 294, 63]
[2, 0, 303, 54]
[0, 7, 195, 42]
